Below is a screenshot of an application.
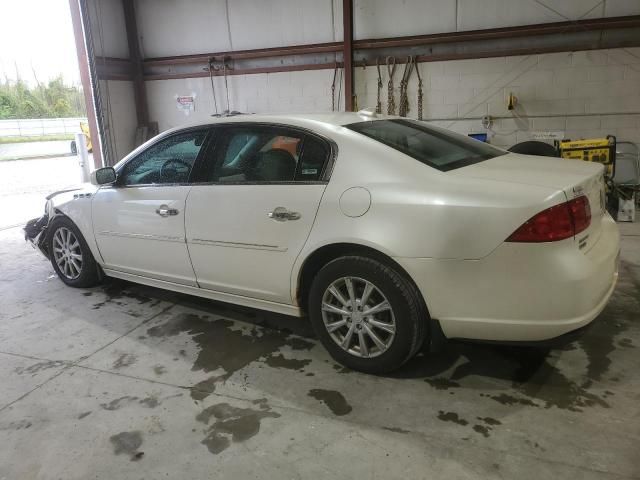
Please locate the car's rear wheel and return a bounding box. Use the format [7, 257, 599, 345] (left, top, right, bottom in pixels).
[309, 255, 427, 373]
[48, 217, 101, 288]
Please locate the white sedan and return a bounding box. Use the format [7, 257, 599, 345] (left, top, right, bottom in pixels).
[25, 112, 620, 373]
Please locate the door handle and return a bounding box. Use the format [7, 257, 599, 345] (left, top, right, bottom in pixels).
[268, 207, 301, 221]
[156, 204, 179, 217]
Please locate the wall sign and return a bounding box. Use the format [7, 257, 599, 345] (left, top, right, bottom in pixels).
[531, 131, 565, 140]
[176, 95, 195, 115]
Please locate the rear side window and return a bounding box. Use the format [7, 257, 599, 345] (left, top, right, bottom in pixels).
[296, 136, 330, 181]
[347, 119, 506, 171]
[208, 126, 330, 183]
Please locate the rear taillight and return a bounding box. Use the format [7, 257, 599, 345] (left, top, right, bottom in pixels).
[507, 196, 591, 243]
[569, 195, 591, 234]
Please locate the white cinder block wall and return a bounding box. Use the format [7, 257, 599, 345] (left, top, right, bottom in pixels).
[138, 0, 345, 133]
[87, 0, 640, 161]
[146, 69, 344, 133]
[354, 48, 640, 148]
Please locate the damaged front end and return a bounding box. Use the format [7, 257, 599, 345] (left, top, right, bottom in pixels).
[24, 210, 51, 259]
[24, 187, 84, 259]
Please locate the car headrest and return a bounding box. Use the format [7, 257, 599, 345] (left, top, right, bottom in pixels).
[253, 148, 296, 181]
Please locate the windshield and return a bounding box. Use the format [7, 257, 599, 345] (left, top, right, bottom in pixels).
[347, 119, 506, 171]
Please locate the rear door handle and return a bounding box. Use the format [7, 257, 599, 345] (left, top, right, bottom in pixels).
[268, 207, 301, 221]
[156, 204, 179, 217]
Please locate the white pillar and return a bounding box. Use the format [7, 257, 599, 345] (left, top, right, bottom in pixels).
[75, 133, 91, 183]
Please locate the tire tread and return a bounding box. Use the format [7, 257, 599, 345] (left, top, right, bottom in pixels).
[309, 255, 428, 373]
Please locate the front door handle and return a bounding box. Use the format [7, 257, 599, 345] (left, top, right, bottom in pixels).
[156, 204, 179, 217]
[268, 207, 301, 222]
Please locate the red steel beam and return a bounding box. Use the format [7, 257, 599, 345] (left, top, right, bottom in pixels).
[122, 0, 149, 125]
[354, 15, 640, 50]
[343, 0, 354, 111]
[145, 62, 341, 82]
[136, 15, 640, 82]
[68, 0, 102, 169]
[144, 42, 343, 67]
[141, 15, 640, 71]
[414, 41, 640, 64]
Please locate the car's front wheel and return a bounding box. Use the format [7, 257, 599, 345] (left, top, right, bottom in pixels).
[48, 217, 101, 288]
[308, 255, 427, 374]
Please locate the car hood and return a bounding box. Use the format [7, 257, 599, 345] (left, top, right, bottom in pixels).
[46, 183, 98, 202]
[451, 152, 604, 190]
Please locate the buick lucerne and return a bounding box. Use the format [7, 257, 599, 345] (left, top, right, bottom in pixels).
[25, 112, 620, 372]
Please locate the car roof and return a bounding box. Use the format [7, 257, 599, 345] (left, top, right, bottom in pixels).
[163, 111, 395, 134]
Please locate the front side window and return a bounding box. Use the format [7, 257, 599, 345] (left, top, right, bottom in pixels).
[210, 126, 329, 183]
[347, 119, 506, 171]
[120, 130, 207, 186]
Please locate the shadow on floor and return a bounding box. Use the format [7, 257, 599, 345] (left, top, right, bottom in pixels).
[93, 259, 637, 412]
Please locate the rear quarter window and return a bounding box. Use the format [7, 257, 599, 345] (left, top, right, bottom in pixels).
[347, 119, 506, 171]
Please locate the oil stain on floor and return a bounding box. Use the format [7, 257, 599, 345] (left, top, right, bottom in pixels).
[195, 399, 280, 454]
[436, 411, 502, 437]
[91, 280, 162, 311]
[112, 353, 137, 370]
[109, 430, 144, 461]
[100, 395, 162, 411]
[308, 389, 352, 416]
[146, 312, 315, 401]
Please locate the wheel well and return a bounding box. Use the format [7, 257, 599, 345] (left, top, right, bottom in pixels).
[296, 243, 423, 314]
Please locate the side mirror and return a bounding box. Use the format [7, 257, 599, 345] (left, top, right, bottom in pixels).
[90, 167, 117, 186]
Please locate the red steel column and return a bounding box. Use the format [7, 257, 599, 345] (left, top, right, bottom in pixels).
[69, 0, 102, 169]
[342, 0, 354, 111]
[122, 0, 149, 126]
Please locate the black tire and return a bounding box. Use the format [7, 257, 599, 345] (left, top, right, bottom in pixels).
[308, 256, 428, 374]
[47, 216, 102, 288]
[508, 140, 558, 157]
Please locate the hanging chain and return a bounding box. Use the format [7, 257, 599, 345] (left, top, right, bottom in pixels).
[331, 64, 338, 111]
[337, 65, 343, 110]
[222, 56, 230, 113]
[208, 57, 219, 115]
[415, 60, 424, 121]
[375, 58, 383, 114]
[386, 56, 397, 115]
[353, 61, 364, 112]
[398, 56, 414, 117]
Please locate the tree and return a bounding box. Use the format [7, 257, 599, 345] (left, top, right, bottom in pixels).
[0, 76, 86, 119]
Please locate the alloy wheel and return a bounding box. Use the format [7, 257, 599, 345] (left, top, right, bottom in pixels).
[321, 276, 396, 358]
[52, 227, 83, 280]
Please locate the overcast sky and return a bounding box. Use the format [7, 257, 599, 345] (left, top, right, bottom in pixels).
[0, 0, 80, 85]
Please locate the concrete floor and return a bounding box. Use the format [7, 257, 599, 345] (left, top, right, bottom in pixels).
[0, 155, 81, 229]
[0, 221, 638, 479]
[0, 140, 72, 161]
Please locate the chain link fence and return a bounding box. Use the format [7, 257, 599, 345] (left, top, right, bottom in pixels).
[0, 118, 87, 138]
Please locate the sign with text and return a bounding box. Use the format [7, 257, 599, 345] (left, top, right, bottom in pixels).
[531, 131, 565, 140]
[176, 95, 195, 114]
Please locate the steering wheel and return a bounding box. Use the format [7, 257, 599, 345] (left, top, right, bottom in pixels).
[159, 158, 191, 182]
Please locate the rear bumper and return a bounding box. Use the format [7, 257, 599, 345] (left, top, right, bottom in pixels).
[396, 213, 620, 342]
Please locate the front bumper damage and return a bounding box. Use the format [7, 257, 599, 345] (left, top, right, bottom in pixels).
[24, 213, 51, 259]
[24, 187, 85, 259]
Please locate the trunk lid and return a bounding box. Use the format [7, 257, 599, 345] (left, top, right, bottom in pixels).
[452, 153, 606, 251]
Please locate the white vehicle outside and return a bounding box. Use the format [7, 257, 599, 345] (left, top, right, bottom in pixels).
[25, 112, 620, 373]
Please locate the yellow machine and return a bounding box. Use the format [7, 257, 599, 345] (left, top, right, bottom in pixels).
[79, 121, 93, 152]
[71, 122, 92, 155]
[556, 135, 616, 177]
